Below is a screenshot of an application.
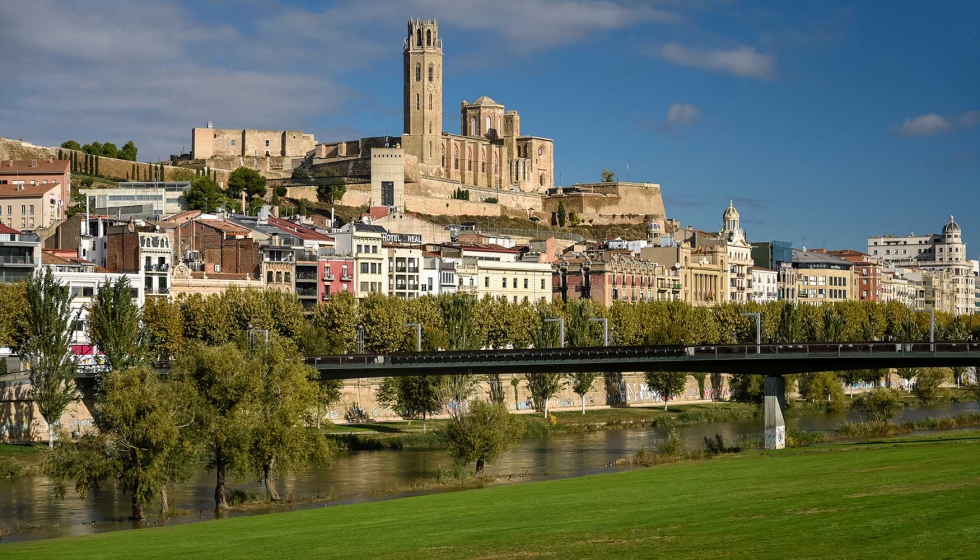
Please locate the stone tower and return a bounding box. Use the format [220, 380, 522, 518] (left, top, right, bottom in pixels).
[403, 19, 443, 166]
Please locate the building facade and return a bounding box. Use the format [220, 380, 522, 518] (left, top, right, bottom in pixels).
[721, 201, 753, 303]
[191, 124, 315, 159]
[82, 182, 190, 221]
[792, 250, 854, 305]
[0, 224, 41, 283]
[0, 159, 70, 229]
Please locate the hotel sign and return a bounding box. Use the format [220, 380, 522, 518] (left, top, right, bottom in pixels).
[383, 233, 422, 244]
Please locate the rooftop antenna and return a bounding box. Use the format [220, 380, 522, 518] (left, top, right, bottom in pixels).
[802, 236, 807, 252]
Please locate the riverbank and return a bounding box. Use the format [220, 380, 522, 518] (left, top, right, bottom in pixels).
[5, 429, 978, 558]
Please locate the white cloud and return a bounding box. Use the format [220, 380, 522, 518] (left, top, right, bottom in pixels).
[893, 111, 978, 137]
[661, 103, 700, 131]
[656, 43, 775, 80]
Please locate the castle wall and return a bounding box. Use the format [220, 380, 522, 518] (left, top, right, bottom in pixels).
[191, 128, 315, 159]
[543, 183, 666, 223]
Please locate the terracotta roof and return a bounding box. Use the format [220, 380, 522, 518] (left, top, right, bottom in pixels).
[0, 223, 23, 235]
[268, 216, 332, 242]
[42, 250, 93, 267]
[198, 219, 251, 236]
[0, 160, 70, 175]
[0, 181, 61, 198]
[164, 210, 202, 222]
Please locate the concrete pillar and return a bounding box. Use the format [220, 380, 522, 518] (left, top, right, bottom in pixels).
[764, 376, 786, 450]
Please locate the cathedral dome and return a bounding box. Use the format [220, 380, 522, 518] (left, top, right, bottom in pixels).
[943, 215, 961, 235]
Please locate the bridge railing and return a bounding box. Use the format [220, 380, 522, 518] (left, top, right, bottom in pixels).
[306, 341, 979, 369]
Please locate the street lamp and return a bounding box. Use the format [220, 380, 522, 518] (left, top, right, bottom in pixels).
[929, 309, 935, 352]
[589, 317, 609, 346]
[544, 317, 565, 348]
[357, 325, 365, 354]
[740, 312, 761, 354]
[405, 323, 422, 352]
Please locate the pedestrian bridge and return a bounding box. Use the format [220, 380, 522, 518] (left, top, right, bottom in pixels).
[306, 342, 977, 379]
[307, 341, 977, 452]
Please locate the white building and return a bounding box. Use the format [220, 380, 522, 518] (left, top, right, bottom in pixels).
[749, 267, 778, 303]
[387, 245, 423, 299]
[138, 232, 173, 296]
[721, 201, 753, 303]
[82, 182, 190, 221]
[421, 255, 457, 296]
[333, 223, 388, 297]
[868, 216, 973, 314]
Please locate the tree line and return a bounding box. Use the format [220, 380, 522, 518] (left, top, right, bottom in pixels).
[61, 140, 138, 161]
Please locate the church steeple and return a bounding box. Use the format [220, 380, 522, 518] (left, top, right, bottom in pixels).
[403, 19, 443, 166]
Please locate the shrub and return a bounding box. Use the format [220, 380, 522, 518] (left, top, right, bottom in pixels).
[852, 388, 904, 422]
[227, 489, 263, 506]
[0, 456, 24, 479]
[655, 428, 684, 459]
[786, 429, 827, 448]
[344, 405, 370, 424]
[439, 400, 525, 474]
[835, 421, 912, 439]
[703, 433, 740, 455]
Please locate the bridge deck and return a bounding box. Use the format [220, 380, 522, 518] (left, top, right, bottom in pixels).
[306, 342, 980, 379]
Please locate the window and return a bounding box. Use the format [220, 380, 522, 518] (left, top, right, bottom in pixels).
[467, 147, 472, 171]
[372, 245, 378, 254]
[416, 28, 422, 46]
[370, 263, 378, 274]
[267, 271, 273, 282]
[284, 272, 290, 283]
[29, 205, 34, 215]
[360, 282, 368, 292]
[426, 29, 431, 46]
[357, 244, 362, 254]
[428, 94, 432, 110]
[265, 140, 270, 147]
[276, 271, 282, 283]
[231, 139, 236, 146]
[502, 277, 507, 288]
[541, 279, 545, 290]
[416, 63, 421, 82]
[454, 146, 459, 170]
[416, 94, 420, 110]
[486, 116, 491, 133]
[485, 277, 489, 288]
[524, 278, 528, 289]
[21, 205, 25, 215]
[360, 263, 368, 273]
[428, 63, 433, 82]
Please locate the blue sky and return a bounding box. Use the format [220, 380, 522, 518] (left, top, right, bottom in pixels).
[1, 1, 977, 252]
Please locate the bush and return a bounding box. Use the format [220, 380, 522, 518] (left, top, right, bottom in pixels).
[439, 400, 525, 474]
[344, 405, 371, 424]
[0, 456, 24, 479]
[786, 429, 827, 448]
[655, 428, 684, 459]
[483, 197, 498, 204]
[703, 434, 740, 455]
[835, 421, 912, 439]
[852, 388, 904, 422]
[227, 489, 264, 506]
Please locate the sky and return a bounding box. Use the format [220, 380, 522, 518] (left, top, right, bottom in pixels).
[1, 0, 977, 253]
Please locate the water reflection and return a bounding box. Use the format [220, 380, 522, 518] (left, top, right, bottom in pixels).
[1, 401, 975, 543]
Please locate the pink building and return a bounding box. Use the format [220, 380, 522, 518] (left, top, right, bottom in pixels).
[0, 159, 71, 230]
[319, 257, 355, 301]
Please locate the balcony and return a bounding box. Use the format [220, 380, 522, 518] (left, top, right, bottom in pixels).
[0, 255, 37, 265]
[323, 272, 336, 281]
[296, 286, 318, 298]
[341, 274, 353, 282]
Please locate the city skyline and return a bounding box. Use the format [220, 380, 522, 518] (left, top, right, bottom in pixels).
[1, 0, 976, 252]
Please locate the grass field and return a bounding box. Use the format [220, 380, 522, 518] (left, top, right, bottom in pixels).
[5, 430, 979, 558]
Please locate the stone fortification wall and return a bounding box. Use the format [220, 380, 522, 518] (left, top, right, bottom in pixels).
[0, 137, 233, 184]
[413, 176, 543, 212]
[542, 182, 666, 223]
[405, 194, 501, 217]
[372, 212, 453, 244]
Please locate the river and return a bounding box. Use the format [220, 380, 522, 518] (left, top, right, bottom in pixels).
[1, 401, 976, 544]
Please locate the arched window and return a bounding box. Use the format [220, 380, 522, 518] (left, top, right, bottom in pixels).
[540, 174, 545, 187]
[453, 145, 459, 170]
[480, 148, 486, 172]
[267, 271, 273, 283]
[428, 121, 432, 134]
[426, 29, 431, 46]
[415, 63, 421, 82]
[471, 116, 477, 136]
[428, 93, 432, 110]
[466, 147, 472, 171]
[493, 152, 498, 174]
[416, 29, 422, 47]
[441, 144, 446, 167]
[284, 272, 291, 283]
[486, 116, 491, 133]
[416, 94, 420, 110]
[428, 63, 433, 82]
[275, 271, 282, 283]
[429, 141, 432, 159]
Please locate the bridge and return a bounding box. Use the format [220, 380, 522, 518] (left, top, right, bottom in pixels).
[307, 341, 979, 450]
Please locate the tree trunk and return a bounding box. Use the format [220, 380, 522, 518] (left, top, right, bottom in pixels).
[161, 487, 169, 516]
[581, 395, 586, 415]
[664, 396, 669, 411]
[214, 453, 228, 511]
[131, 494, 145, 521]
[422, 413, 427, 433]
[263, 457, 280, 501]
[48, 423, 54, 448]
[475, 457, 485, 475]
[544, 398, 549, 419]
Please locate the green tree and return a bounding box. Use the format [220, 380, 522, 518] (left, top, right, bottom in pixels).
[691, 373, 707, 400]
[837, 370, 863, 397]
[311, 291, 359, 354]
[896, 367, 921, 389]
[798, 371, 845, 407]
[228, 167, 267, 198]
[169, 167, 197, 182]
[61, 140, 81, 151]
[644, 372, 688, 410]
[171, 342, 261, 510]
[271, 190, 280, 206]
[440, 400, 525, 474]
[118, 141, 138, 161]
[298, 198, 307, 217]
[185, 175, 225, 212]
[566, 299, 604, 414]
[777, 303, 802, 342]
[47, 366, 197, 519]
[246, 337, 330, 501]
[376, 375, 444, 431]
[526, 304, 567, 417]
[556, 201, 567, 227]
[729, 374, 764, 404]
[360, 293, 406, 353]
[0, 281, 26, 349]
[291, 166, 311, 183]
[601, 168, 616, 182]
[852, 388, 904, 422]
[87, 277, 149, 379]
[912, 367, 949, 403]
[15, 269, 80, 447]
[438, 294, 481, 413]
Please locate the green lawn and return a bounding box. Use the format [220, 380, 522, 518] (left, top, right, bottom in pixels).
[5, 431, 980, 559]
[0, 443, 44, 457]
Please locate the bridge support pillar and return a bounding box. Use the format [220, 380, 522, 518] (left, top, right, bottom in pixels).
[764, 376, 786, 450]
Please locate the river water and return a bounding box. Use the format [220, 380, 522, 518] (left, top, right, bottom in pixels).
[1, 401, 976, 543]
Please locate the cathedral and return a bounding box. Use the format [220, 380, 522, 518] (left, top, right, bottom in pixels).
[399, 19, 555, 193]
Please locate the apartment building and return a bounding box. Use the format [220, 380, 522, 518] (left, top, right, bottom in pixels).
[0, 223, 41, 283]
[333, 223, 388, 297]
[792, 250, 854, 305]
[749, 267, 778, 303]
[0, 159, 70, 230]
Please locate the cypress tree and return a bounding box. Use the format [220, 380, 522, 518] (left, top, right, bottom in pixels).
[58, 149, 63, 160]
[96, 156, 100, 177]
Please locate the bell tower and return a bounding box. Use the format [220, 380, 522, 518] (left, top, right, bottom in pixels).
[403, 19, 443, 166]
